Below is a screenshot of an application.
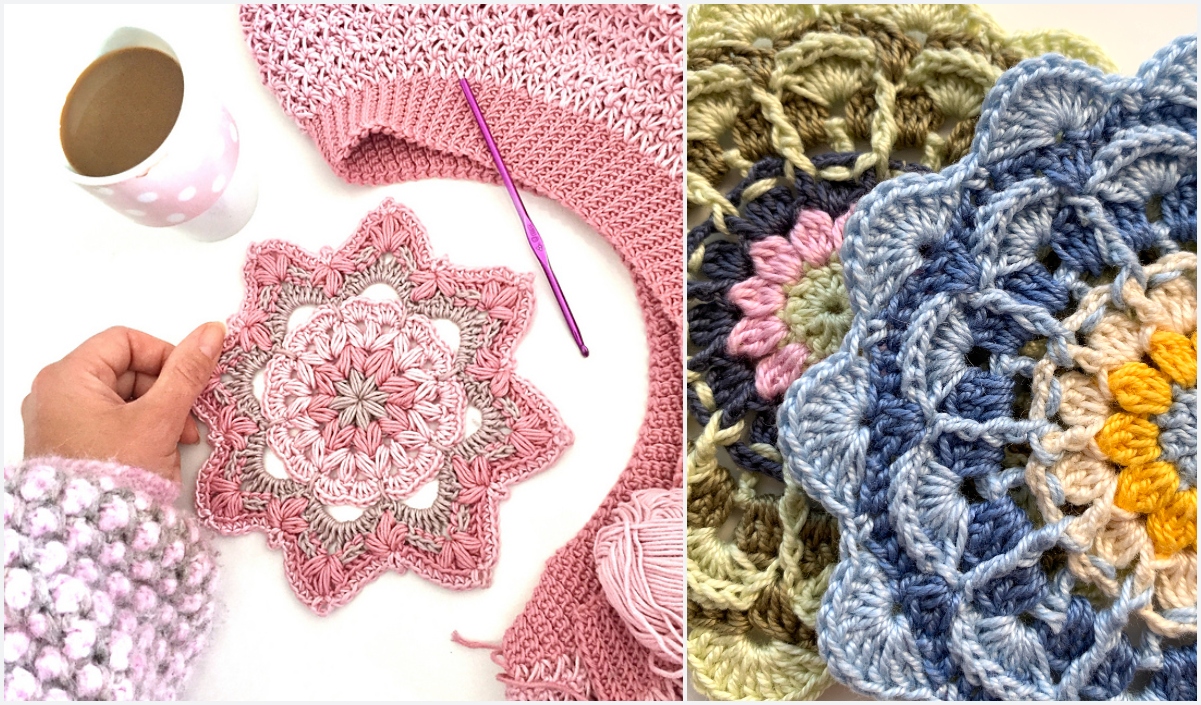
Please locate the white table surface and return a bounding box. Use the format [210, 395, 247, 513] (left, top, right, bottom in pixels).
[4, 5, 651, 700]
[683, 4, 1198, 701]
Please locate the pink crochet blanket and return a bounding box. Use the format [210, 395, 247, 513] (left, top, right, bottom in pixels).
[240, 5, 683, 698]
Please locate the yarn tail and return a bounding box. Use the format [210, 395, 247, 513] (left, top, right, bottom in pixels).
[450, 631, 502, 651]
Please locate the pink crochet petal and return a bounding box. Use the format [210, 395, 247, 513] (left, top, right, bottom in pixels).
[256, 294, 471, 512]
[247, 250, 292, 289]
[727, 277, 786, 318]
[266, 496, 309, 536]
[192, 200, 574, 614]
[727, 315, 788, 360]
[747, 236, 804, 285]
[364, 512, 409, 555]
[754, 343, 810, 400]
[789, 209, 839, 266]
[435, 266, 536, 361]
[490, 375, 575, 488]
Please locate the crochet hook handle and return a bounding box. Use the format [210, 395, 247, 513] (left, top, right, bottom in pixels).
[459, 78, 589, 358]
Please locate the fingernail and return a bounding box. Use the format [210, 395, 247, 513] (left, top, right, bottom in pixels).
[198, 322, 226, 359]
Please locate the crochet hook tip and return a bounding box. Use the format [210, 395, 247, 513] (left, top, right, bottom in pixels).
[459, 75, 590, 360]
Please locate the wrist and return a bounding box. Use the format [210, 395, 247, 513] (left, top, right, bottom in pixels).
[20, 456, 180, 505]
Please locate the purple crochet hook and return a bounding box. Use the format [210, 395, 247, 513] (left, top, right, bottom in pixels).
[459, 78, 589, 358]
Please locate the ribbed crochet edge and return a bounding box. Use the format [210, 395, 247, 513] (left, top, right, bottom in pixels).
[301, 74, 683, 332]
[299, 76, 684, 699]
[22, 456, 180, 505]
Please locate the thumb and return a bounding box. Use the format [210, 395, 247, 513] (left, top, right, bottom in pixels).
[142, 322, 226, 425]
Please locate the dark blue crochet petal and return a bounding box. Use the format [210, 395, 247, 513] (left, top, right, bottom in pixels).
[706, 356, 767, 421]
[687, 299, 739, 349]
[966, 307, 1034, 356]
[1049, 205, 1108, 278]
[1145, 645, 1197, 700]
[943, 369, 1014, 421]
[697, 239, 754, 290]
[899, 573, 959, 686]
[963, 497, 1032, 568]
[726, 186, 798, 243]
[1035, 596, 1096, 678]
[997, 264, 1070, 312]
[937, 434, 1005, 479]
[1079, 634, 1136, 699]
[973, 565, 1046, 618]
[1162, 170, 1198, 243]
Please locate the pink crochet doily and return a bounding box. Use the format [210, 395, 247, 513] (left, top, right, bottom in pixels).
[193, 199, 573, 614]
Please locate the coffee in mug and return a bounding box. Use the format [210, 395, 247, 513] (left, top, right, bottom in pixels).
[60, 27, 257, 242]
[60, 47, 184, 178]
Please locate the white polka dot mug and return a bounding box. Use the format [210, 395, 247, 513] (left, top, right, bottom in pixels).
[60, 27, 257, 242]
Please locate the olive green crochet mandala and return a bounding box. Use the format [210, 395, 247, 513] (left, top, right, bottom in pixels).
[685, 4, 1112, 699]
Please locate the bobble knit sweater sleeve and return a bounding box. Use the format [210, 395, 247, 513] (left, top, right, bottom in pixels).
[3, 457, 218, 700]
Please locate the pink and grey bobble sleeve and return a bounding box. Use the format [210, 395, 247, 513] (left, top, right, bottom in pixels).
[4, 458, 218, 700]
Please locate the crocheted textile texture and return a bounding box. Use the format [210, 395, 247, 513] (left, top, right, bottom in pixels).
[779, 36, 1197, 700]
[684, 4, 1113, 700]
[687, 3, 1114, 200]
[686, 154, 923, 700]
[4, 459, 217, 700]
[1036, 254, 1197, 639]
[242, 4, 683, 697]
[242, 3, 682, 178]
[193, 200, 572, 615]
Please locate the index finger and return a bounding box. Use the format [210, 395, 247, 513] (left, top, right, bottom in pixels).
[62, 326, 176, 391]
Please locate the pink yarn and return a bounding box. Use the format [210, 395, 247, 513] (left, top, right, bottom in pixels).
[593, 488, 684, 679]
[790, 209, 848, 266]
[242, 4, 681, 177]
[240, 4, 682, 697]
[727, 272, 787, 318]
[193, 202, 573, 613]
[726, 314, 790, 360]
[725, 206, 853, 399]
[262, 297, 467, 507]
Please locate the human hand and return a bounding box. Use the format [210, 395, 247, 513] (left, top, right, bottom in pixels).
[21, 323, 226, 483]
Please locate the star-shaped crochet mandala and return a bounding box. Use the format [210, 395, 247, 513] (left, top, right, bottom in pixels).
[193, 199, 573, 614]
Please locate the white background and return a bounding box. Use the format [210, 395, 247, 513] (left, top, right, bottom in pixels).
[4, 5, 651, 700]
[683, 4, 1198, 701]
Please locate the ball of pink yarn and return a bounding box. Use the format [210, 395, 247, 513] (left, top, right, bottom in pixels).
[593, 487, 684, 678]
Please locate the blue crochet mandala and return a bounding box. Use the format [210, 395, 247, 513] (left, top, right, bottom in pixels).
[778, 36, 1198, 700]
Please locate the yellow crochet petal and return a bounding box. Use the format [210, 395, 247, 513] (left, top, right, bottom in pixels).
[1146, 488, 1197, 558]
[1148, 330, 1197, 388]
[1114, 461, 1179, 514]
[1007, 31, 1118, 73]
[1096, 413, 1161, 467]
[1108, 361, 1173, 415]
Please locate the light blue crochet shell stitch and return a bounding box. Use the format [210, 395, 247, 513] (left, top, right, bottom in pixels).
[778, 36, 1197, 700]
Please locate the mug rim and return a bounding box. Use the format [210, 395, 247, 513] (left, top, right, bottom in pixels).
[61, 26, 193, 187]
